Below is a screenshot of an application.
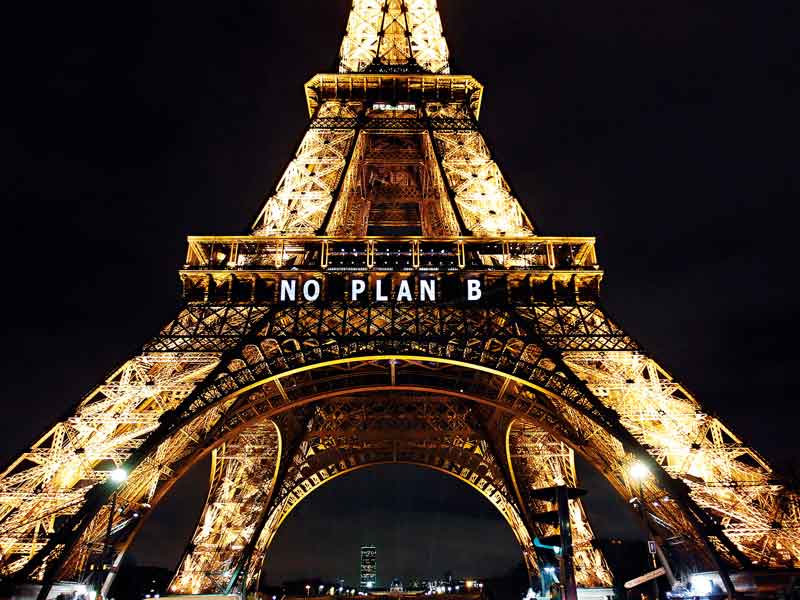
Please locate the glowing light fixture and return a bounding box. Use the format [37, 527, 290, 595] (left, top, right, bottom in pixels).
[630, 460, 651, 481]
[690, 574, 714, 596]
[110, 468, 128, 484]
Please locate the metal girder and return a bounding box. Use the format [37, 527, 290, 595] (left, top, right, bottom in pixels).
[0, 353, 219, 580]
[146, 305, 273, 352]
[507, 420, 613, 587]
[339, 0, 450, 74]
[563, 351, 800, 569]
[170, 420, 280, 594]
[0, 303, 277, 583]
[146, 306, 612, 430]
[432, 130, 535, 236]
[252, 100, 532, 239]
[324, 126, 462, 237]
[252, 127, 356, 236]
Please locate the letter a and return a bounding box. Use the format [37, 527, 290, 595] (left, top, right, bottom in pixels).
[397, 279, 413, 302]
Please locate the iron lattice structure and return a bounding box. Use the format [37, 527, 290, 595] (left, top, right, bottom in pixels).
[2, 1, 799, 597]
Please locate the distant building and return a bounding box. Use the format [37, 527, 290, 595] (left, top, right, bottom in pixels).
[390, 578, 403, 592]
[359, 545, 377, 591]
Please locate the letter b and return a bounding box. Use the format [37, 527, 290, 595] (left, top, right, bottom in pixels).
[467, 279, 482, 302]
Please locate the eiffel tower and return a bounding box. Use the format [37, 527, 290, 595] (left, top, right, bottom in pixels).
[2, 1, 799, 599]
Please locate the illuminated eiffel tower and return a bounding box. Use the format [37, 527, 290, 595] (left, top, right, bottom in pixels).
[2, 2, 799, 599]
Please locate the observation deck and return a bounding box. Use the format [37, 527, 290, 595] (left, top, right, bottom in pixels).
[180, 235, 603, 304]
[304, 73, 484, 118]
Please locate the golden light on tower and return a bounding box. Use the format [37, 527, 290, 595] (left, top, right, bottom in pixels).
[0, 2, 798, 599]
[340, 0, 450, 74]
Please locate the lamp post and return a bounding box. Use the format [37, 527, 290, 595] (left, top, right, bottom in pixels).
[305, 584, 311, 598]
[629, 461, 656, 563]
[629, 460, 651, 548]
[91, 468, 127, 599]
[629, 460, 657, 600]
[629, 460, 676, 595]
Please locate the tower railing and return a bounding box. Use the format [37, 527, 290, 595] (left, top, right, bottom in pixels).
[183, 235, 600, 273]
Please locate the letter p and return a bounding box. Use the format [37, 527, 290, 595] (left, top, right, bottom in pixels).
[351, 279, 366, 301]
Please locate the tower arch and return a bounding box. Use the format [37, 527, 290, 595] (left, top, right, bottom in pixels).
[167, 390, 613, 594]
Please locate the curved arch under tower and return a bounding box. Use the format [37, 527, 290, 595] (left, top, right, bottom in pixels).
[169, 391, 613, 594]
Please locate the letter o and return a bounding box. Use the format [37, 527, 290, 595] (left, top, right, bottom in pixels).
[303, 279, 321, 301]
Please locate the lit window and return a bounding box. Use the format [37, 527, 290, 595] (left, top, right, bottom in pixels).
[371, 102, 416, 112]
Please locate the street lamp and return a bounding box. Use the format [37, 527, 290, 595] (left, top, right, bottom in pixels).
[629, 459, 651, 533]
[110, 468, 128, 484]
[629, 458, 671, 597]
[629, 459, 651, 527]
[629, 460, 650, 482]
[628, 459, 652, 520]
[91, 467, 129, 599]
[305, 584, 311, 598]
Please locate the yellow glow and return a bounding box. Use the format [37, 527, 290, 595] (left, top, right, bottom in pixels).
[339, 0, 450, 74]
[630, 460, 650, 481]
[110, 468, 128, 484]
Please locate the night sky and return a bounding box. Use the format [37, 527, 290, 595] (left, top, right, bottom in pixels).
[2, 0, 798, 587]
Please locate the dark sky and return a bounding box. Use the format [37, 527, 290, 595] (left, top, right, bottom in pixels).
[2, 0, 798, 586]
